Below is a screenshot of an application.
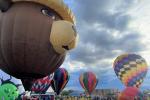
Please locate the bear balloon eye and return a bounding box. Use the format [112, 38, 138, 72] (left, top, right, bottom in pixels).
[41, 8, 56, 20]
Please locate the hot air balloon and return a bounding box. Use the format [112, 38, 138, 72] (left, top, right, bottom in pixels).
[118, 87, 143, 100]
[0, 0, 78, 90]
[0, 76, 21, 100]
[79, 72, 98, 95]
[31, 73, 54, 94]
[113, 54, 148, 88]
[0, 83, 19, 100]
[51, 68, 69, 95]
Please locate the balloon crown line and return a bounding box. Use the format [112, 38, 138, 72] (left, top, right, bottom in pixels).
[0, 76, 22, 89]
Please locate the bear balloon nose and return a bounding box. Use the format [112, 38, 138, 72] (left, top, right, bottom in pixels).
[62, 45, 69, 50]
[50, 20, 78, 54]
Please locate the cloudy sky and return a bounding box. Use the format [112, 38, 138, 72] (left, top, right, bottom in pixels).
[1, 0, 150, 94]
[62, 0, 150, 91]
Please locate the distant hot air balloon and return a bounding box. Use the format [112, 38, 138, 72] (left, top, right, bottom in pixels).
[31, 74, 54, 94]
[113, 54, 148, 88]
[118, 87, 143, 100]
[79, 72, 98, 95]
[51, 68, 69, 95]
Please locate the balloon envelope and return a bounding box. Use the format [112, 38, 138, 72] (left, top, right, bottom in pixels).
[0, 1, 68, 79]
[113, 54, 148, 88]
[51, 68, 69, 95]
[31, 73, 54, 94]
[79, 71, 98, 95]
[0, 83, 19, 100]
[118, 87, 143, 100]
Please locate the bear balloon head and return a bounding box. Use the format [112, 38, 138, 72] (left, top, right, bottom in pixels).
[0, 0, 78, 79]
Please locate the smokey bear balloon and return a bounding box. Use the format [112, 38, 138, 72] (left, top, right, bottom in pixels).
[0, 0, 78, 79]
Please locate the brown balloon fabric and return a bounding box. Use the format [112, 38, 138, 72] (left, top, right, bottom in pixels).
[0, 2, 66, 79]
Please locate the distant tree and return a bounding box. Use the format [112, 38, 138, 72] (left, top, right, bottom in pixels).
[61, 90, 73, 96]
[143, 90, 149, 94]
[68, 90, 74, 93]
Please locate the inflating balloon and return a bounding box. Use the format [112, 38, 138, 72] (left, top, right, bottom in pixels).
[0, 0, 78, 80]
[51, 68, 69, 95]
[118, 87, 143, 100]
[31, 73, 54, 94]
[113, 54, 148, 88]
[0, 83, 19, 100]
[0, 76, 20, 100]
[79, 72, 98, 95]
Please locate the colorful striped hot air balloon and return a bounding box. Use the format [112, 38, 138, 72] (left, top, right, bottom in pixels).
[51, 68, 69, 95]
[31, 73, 54, 94]
[79, 71, 98, 95]
[113, 54, 148, 88]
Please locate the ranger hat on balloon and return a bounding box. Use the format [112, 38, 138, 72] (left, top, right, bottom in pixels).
[0, 0, 78, 54]
[0, 0, 75, 23]
[0, 0, 78, 90]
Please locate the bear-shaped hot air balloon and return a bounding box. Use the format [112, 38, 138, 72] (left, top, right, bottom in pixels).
[0, 0, 78, 80]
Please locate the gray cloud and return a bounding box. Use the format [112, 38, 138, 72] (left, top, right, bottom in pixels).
[68, 0, 144, 66]
[71, 29, 143, 64]
[73, 0, 136, 31]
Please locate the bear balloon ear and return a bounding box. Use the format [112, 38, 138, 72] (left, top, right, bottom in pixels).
[0, 0, 12, 12]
